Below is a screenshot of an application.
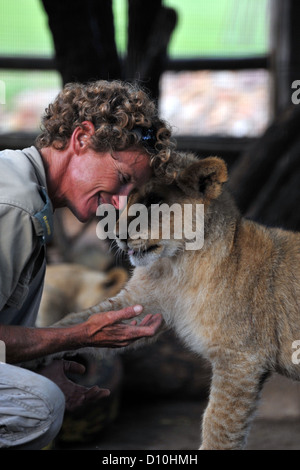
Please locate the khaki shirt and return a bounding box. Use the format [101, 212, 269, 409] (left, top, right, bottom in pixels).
[0, 146, 53, 325]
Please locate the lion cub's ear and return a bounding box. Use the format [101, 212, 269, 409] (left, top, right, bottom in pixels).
[176, 157, 228, 200]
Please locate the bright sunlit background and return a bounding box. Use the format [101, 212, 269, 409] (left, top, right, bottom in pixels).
[0, 0, 270, 136]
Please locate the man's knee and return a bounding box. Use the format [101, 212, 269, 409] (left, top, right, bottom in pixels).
[0, 363, 65, 449]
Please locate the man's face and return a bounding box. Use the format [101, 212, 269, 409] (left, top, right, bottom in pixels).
[65, 148, 152, 222]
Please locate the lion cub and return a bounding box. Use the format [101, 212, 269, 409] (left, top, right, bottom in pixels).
[55, 153, 300, 450]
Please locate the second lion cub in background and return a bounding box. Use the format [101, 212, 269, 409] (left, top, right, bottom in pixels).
[55, 152, 300, 450]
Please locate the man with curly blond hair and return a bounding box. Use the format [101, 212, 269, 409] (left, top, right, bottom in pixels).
[0, 80, 173, 449]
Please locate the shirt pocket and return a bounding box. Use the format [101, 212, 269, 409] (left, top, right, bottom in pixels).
[4, 245, 44, 310]
[4, 280, 29, 309]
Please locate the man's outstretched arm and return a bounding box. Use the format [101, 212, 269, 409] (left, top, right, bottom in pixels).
[0, 305, 162, 363]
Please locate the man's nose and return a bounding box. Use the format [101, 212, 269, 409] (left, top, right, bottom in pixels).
[112, 183, 134, 210]
[112, 195, 128, 211]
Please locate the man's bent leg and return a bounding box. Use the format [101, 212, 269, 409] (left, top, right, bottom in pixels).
[0, 363, 65, 449]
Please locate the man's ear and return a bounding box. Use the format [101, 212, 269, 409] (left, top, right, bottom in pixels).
[72, 121, 95, 154]
[176, 157, 228, 200]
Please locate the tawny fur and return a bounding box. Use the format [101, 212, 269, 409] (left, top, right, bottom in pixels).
[49, 153, 300, 450]
[36, 263, 128, 327]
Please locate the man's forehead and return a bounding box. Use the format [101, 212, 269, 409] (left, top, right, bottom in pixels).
[117, 150, 150, 166]
[121, 152, 152, 179]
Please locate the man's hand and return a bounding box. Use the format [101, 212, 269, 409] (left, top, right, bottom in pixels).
[84, 305, 163, 348]
[38, 359, 110, 412]
[1, 306, 162, 364]
[38, 306, 162, 411]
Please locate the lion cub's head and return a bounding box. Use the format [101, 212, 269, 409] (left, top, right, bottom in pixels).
[115, 154, 228, 266]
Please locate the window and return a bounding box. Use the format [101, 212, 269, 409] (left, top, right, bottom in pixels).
[160, 0, 271, 137]
[0, 0, 270, 137]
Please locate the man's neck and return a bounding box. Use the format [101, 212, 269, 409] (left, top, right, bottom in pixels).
[39, 146, 71, 209]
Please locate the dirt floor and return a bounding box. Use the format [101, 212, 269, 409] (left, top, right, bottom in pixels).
[54, 373, 300, 451]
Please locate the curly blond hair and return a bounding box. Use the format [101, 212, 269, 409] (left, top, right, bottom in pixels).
[36, 80, 175, 174]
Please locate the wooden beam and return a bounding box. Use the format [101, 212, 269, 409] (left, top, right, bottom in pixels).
[0, 55, 269, 72]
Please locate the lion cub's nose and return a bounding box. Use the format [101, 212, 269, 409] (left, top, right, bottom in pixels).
[114, 220, 128, 241]
[115, 231, 128, 241]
